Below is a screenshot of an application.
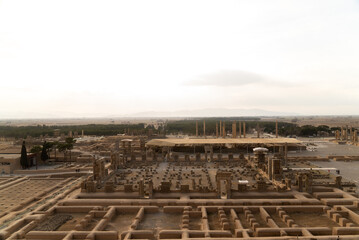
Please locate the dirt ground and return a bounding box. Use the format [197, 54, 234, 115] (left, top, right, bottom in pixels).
[290, 139, 359, 157]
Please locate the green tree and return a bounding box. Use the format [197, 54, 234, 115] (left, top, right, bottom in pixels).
[65, 137, 76, 161]
[57, 138, 76, 161]
[300, 125, 318, 136]
[41, 141, 49, 161]
[30, 145, 42, 154]
[317, 125, 330, 133]
[47, 141, 58, 160]
[20, 141, 28, 169]
[30, 145, 42, 169]
[57, 142, 68, 161]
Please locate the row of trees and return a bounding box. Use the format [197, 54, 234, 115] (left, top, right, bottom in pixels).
[0, 124, 148, 139]
[20, 138, 76, 169]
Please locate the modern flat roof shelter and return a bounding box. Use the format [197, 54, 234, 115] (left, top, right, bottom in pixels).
[146, 137, 303, 148]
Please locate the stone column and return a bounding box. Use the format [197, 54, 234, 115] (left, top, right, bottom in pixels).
[304, 174, 312, 194]
[196, 121, 198, 137]
[239, 121, 242, 138]
[341, 126, 344, 140]
[268, 158, 272, 180]
[217, 179, 221, 198]
[297, 174, 303, 192]
[216, 122, 219, 138]
[226, 180, 231, 199]
[354, 130, 358, 143]
[243, 122, 246, 138]
[232, 121, 236, 138]
[336, 176, 342, 189]
[139, 179, 144, 198]
[272, 158, 281, 180]
[275, 120, 278, 138]
[81, 130, 84, 137]
[350, 127, 353, 141]
[220, 120, 222, 137]
[222, 121, 226, 138]
[256, 123, 260, 138]
[284, 143, 288, 167]
[149, 180, 153, 198]
[140, 139, 145, 155]
[203, 120, 206, 137]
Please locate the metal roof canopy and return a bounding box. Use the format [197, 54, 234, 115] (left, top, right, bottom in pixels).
[283, 168, 337, 171]
[146, 138, 303, 147]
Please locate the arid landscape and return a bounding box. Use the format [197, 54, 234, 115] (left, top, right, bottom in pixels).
[0, 118, 359, 239]
[1, 0, 359, 239]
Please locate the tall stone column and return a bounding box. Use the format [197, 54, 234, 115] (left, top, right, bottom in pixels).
[232, 121, 236, 138]
[275, 120, 278, 138]
[196, 121, 198, 137]
[256, 123, 260, 138]
[226, 180, 231, 199]
[216, 122, 219, 138]
[149, 180, 153, 198]
[239, 121, 242, 138]
[222, 121, 226, 138]
[243, 122, 246, 138]
[350, 127, 353, 141]
[297, 174, 303, 192]
[304, 174, 313, 194]
[336, 176, 342, 189]
[139, 179, 144, 198]
[217, 179, 221, 198]
[268, 158, 272, 180]
[192, 179, 196, 190]
[220, 120, 222, 137]
[203, 120, 206, 137]
[284, 143, 288, 167]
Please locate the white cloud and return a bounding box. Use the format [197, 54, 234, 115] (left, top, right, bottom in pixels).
[184, 70, 265, 87]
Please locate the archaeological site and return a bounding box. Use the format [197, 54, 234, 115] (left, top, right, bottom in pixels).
[0, 120, 359, 240]
[2, 0, 359, 239]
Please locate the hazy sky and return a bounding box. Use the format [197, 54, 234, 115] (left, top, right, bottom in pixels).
[1, 0, 359, 118]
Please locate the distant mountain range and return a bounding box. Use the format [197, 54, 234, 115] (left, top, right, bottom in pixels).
[0, 108, 299, 119]
[122, 108, 299, 118]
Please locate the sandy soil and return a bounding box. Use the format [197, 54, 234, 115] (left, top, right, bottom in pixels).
[290, 212, 339, 228]
[137, 210, 181, 230]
